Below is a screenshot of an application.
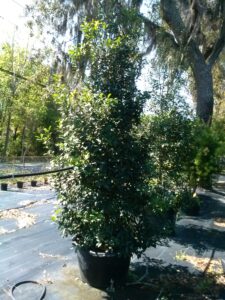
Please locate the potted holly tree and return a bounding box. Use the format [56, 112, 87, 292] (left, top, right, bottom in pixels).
[53, 12, 175, 289]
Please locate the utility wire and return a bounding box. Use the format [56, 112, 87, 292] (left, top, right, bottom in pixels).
[0, 166, 73, 180]
[9, 0, 25, 9]
[0, 15, 18, 28]
[0, 67, 47, 88]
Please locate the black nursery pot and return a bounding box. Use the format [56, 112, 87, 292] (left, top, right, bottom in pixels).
[1, 183, 8, 191]
[74, 244, 130, 289]
[31, 180, 37, 187]
[17, 181, 23, 189]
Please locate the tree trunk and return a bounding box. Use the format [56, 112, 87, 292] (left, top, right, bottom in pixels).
[3, 111, 12, 157]
[159, 0, 225, 124]
[192, 62, 214, 124]
[21, 125, 26, 158]
[13, 126, 18, 140]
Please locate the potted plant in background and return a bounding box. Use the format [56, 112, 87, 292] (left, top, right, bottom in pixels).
[52, 9, 176, 289]
[17, 181, 24, 189]
[31, 178, 38, 187]
[1, 182, 8, 191]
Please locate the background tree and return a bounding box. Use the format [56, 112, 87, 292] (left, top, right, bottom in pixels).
[0, 44, 59, 158]
[27, 0, 225, 123]
[213, 53, 225, 119]
[155, 0, 225, 124]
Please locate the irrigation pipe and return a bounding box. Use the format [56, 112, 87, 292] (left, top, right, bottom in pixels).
[10, 280, 46, 300]
[0, 166, 73, 180]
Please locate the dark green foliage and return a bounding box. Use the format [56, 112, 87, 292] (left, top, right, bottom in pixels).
[191, 120, 225, 189]
[147, 111, 195, 189]
[147, 111, 225, 201]
[53, 14, 174, 257]
[180, 189, 201, 216]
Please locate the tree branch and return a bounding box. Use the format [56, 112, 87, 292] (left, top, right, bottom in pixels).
[207, 18, 225, 67]
[161, 0, 187, 44]
[203, 46, 213, 60]
[141, 15, 179, 55]
[141, 16, 158, 52]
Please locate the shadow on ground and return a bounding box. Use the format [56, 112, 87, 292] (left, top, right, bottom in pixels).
[100, 258, 225, 300]
[173, 190, 225, 253]
[2, 184, 225, 299]
[104, 187, 225, 299]
[200, 192, 225, 220]
[174, 223, 225, 253]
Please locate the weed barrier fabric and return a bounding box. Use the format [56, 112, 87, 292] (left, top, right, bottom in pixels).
[0, 190, 55, 210]
[0, 187, 225, 298]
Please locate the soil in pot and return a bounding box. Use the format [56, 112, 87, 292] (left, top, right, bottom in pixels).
[17, 181, 24, 189]
[31, 180, 37, 187]
[1, 183, 8, 191]
[75, 246, 130, 289]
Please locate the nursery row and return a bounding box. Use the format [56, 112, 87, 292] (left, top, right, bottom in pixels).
[0, 177, 49, 191]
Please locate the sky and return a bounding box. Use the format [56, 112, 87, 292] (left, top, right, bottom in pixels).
[0, 0, 34, 48]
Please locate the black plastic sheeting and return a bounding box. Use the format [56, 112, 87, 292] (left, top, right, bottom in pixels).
[1, 187, 225, 299]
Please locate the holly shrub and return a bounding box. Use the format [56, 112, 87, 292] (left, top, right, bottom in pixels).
[52, 11, 176, 257]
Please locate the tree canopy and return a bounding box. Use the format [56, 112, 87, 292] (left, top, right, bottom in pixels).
[27, 0, 225, 123]
[0, 44, 59, 158]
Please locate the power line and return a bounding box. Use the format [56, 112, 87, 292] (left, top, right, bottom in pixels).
[0, 67, 47, 88]
[9, 0, 25, 9]
[0, 166, 73, 180]
[0, 15, 18, 28]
